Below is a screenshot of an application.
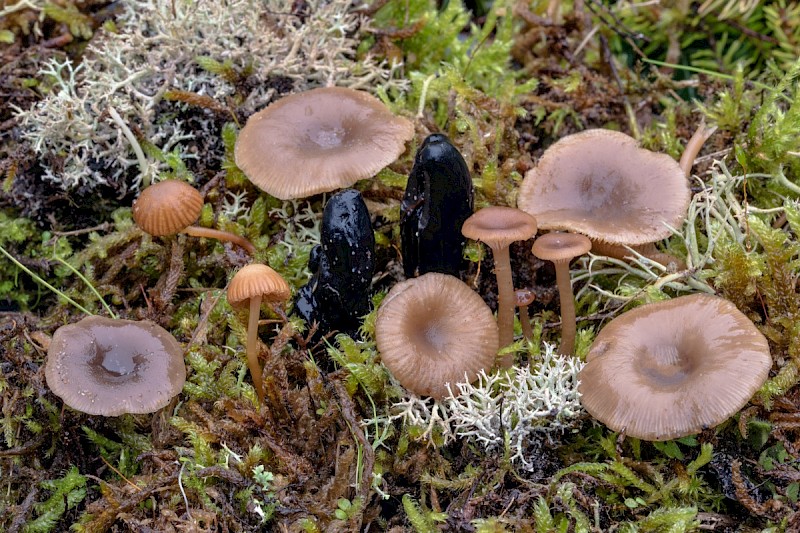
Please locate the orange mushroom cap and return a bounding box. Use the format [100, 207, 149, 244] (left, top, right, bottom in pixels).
[132, 180, 203, 236]
[227, 264, 291, 307]
[235, 87, 414, 200]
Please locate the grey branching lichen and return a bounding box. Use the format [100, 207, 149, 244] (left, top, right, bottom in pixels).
[374, 344, 585, 469]
[446, 344, 585, 469]
[14, 0, 407, 193]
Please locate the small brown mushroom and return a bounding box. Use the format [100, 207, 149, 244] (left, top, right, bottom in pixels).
[376, 273, 499, 399]
[227, 264, 291, 404]
[462, 206, 538, 365]
[579, 294, 772, 441]
[133, 180, 255, 254]
[531, 232, 591, 356]
[235, 87, 414, 200]
[517, 129, 690, 250]
[515, 288, 536, 341]
[45, 316, 185, 416]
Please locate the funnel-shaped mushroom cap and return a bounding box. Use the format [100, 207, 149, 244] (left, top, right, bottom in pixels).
[532, 232, 592, 263]
[235, 87, 414, 200]
[518, 129, 689, 245]
[461, 206, 538, 250]
[376, 273, 499, 399]
[579, 294, 771, 441]
[228, 264, 291, 307]
[132, 180, 203, 236]
[45, 316, 186, 416]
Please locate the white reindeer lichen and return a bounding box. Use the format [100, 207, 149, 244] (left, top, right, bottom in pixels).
[14, 0, 407, 193]
[366, 343, 585, 470]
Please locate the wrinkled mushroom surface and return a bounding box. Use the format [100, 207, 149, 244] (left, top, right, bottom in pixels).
[228, 264, 291, 308]
[376, 273, 499, 399]
[45, 316, 186, 416]
[235, 87, 414, 200]
[132, 180, 202, 236]
[579, 294, 771, 441]
[518, 129, 690, 245]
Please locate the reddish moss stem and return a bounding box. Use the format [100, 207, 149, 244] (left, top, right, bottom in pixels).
[679, 122, 716, 177]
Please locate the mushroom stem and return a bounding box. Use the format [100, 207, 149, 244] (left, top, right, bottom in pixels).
[516, 288, 536, 342]
[553, 260, 578, 356]
[183, 226, 255, 254]
[247, 295, 264, 403]
[492, 245, 515, 365]
[679, 122, 716, 178]
[519, 305, 533, 341]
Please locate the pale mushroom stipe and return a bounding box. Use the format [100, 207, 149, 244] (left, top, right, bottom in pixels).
[531, 232, 592, 356]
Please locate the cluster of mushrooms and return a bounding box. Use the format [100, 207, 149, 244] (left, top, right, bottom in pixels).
[44, 86, 772, 444]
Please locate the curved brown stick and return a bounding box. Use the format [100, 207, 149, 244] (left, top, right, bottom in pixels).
[591, 241, 686, 271]
[679, 122, 717, 178]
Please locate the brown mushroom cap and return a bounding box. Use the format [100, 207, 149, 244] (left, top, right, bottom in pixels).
[227, 264, 291, 307]
[518, 129, 690, 245]
[132, 180, 203, 236]
[45, 316, 186, 416]
[515, 288, 536, 307]
[235, 87, 414, 200]
[531, 232, 592, 263]
[376, 273, 499, 399]
[579, 294, 772, 441]
[461, 206, 538, 250]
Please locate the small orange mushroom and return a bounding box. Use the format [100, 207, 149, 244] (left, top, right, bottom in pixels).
[227, 264, 291, 404]
[133, 180, 255, 254]
[515, 288, 536, 341]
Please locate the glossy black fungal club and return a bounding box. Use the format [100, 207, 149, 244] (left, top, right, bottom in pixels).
[401, 133, 474, 277]
[295, 189, 376, 337]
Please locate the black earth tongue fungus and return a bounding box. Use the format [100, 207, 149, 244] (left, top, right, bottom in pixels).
[400, 133, 474, 278]
[295, 189, 376, 341]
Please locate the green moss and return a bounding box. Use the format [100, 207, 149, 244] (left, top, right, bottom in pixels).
[24, 466, 87, 533]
